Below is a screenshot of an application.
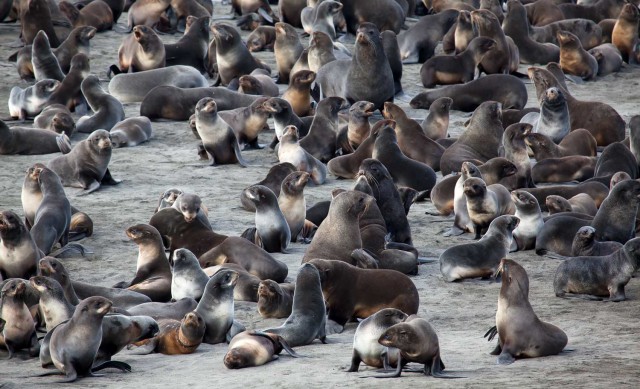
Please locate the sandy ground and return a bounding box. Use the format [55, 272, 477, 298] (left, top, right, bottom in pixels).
[2, 3, 640, 388]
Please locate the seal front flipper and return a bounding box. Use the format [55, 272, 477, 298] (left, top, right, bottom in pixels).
[484, 325, 498, 342]
[101, 169, 121, 185]
[497, 350, 516, 365]
[232, 140, 248, 167]
[127, 339, 158, 355]
[56, 135, 72, 154]
[77, 180, 101, 196]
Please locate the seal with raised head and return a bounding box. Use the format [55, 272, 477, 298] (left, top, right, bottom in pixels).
[164, 16, 210, 72]
[274, 22, 303, 84]
[1, 279, 39, 358]
[486, 259, 568, 365]
[557, 30, 598, 80]
[263, 263, 327, 346]
[307, 31, 337, 72]
[336, 100, 375, 153]
[443, 161, 484, 236]
[308, 258, 419, 334]
[257, 280, 295, 319]
[170, 248, 209, 301]
[31, 30, 65, 82]
[397, 8, 458, 63]
[242, 185, 291, 253]
[611, 3, 638, 63]
[130, 311, 206, 355]
[46, 53, 91, 111]
[329, 118, 380, 179]
[471, 9, 518, 75]
[30, 275, 74, 331]
[440, 215, 519, 282]
[20, 0, 61, 47]
[278, 171, 311, 242]
[347, 308, 408, 372]
[76, 75, 125, 133]
[547, 194, 598, 216]
[47, 129, 120, 195]
[421, 97, 452, 140]
[240, 163, 296, 211]
[571, 225, 622, 257]
[112, 25, 165, 75]
[502, 0, 560, 64]
[502, 122, 535, 189]
[300, 96, 349, 163]
[195, 268, 241, 344]
[282, 70, 316, 117]
[511, 190, 544, 251]
[195, 97, 247, 167]
[0, 210, 42, 280]
[278, 125, 328, 185]
[520, 87, 570, 144]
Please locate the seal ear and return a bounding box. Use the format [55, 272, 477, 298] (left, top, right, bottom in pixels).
[331, 189, 346, 198]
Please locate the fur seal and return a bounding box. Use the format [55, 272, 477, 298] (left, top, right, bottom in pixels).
[115, 224, 172, 302]
[76, 75, 125, 133]
[21, 0, 61, 47]
[442, 161, 483, 235]
[0, 279, 39, 358]
[210, 23, 270, 86]
[242, 185, 291, 253]
[410, 74, 527, 112]
[420, 36, 496, 88]
[9, 79, 60, 120]
[571, 226, 623, 256]
[112, 25, 165, 75]
[554, 237, 640, 301]
[440, 213, 519, 281]
[0, 211, 41, 279]
[262, 97, 313, 143]
[31, 31, 65, 82]
[224, 330, 301, 369]
[329, 117, 380, 179]
[46, 53, 90, 111]
[503, 0, 560, 64]
[34, 103, 75, 137]
[30, 275, 74, 331]
[195, 97, 247, 167]
[546, 194, 598, 216]
[96, 314, 159, 363]
[263, 263, 327, 345]
[419, 97, 452, 141]
[246, 26, 276, 52]
[339, 0, 404, 34]
[525, 129, 597, 161]
[257, 280, 295, 319]
[372, 122, 437, 194]
[611, 3, 639, 63]
[299, 96, 349, 163]
[130, 311, 205, 355]
[155, 188, 183, 212]
[557, 30, 598, 80]
[520, 87, 570, 144]
[315, 23, 395, 110]
[530, 18, 603, 51]
[308, 31, 338, 72]
[217, 97, 270, 150]
[487, 259, 568, 365]
[274, 22, 303, 84]
[59, 0, 114, 31]
[511, 190, 544, 251]
[589, 43, 623, 75]
[278, 171, 311, 242]
[47, 129, 120, 195]
[108, 66, 207, 103]
[532, 156, 597, 183]
[525, 0, 564, 26]
[335, 100, 374, 154]
[308, 258, 419, 334]
[502, 122, 534, 188]
[282, 70, 316, 117]
[347, 308, 408, 372]
[240, 163, 296, 212]
[523, 181, 609, 212]
[0, 121, 70, 155]
[397, 9, 458, 63]
[535, 179, 640, 255]
[278, 125, 328, 185]
[110, 116, 153, 148]
[171, 248, 209, 301]
[528, 66, 624, 146]
[471, 9, 516, 75]
[124, 0, 172, 31]
[195, 268, 241, 344]
[440, 101, 504, 174]
[236, 73, 278, 97]
[125, 298, 198, 321]
[164, 16, 209, 72]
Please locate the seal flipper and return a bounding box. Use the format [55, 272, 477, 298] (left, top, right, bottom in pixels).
[56, 134, 71, 154]
[484, 325, 498, 342]
[91, 360, 132, 372]
[232, 138, 248, 167]
[497, 350, 516, 365]
[77, 180, 101, 196]
[127, 339, 158, 355]
[101, 169, 121, 185]
[347, 351, 361, 372]
[240, 227, 258, 244]
[371, 354, 402, 378]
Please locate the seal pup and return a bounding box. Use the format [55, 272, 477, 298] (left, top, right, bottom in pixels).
[308, 259, 419, 334]
[261, 97, 313, 143]
[329, 118, 378, 179]
[31, 31, 65, 82]
[46, 53, 91, 111]
[47, 129, 121, 195]
[546, 194, 598, 216]
[278, 125, 328, 185]
[236, 73, 278, 97]
[439, 101, 504, 174]
[278, 171, 311, 242]
[170, 249, 209, 301]
[335, 100, 374, 153]
[464, 178, 515, 239]
[76, 75, 125, 133]
[224, 330, 301, 369]
[242, 185, 290, 253]
[112, 25, 165, 75]
[520, 87, 570, 144]
[257, 280, 295, 319]
[217, 97, 270, 150]
[440, 215, 519, 282]
[204, 264, 262, 303]
[372, 122, 437, 195]
[95, 314, 159, 363]
[30, 276, 74, 331]
[486, 259, 568, 365]
[20, 0, 61, 47]
[397, 9, 458, 63]
[557, 30, 598, 80]
[308, 31, 337, 73]
[155, 188, 183, 212]
[110, 116, 153, 148]
[571, 226, 623, 257]
[240, 163, 296, 211]
[375, 315, 453, 378]
[246, 26, 276, 51]
[108, 66, 208, 103]
[512, 190, 544, 251]
[195, 97, 247, 166]
[58, 0, 114, 31]
[274, 22, 303, 84]
[501, 122, 534, 189]
[347, 308, 408, 372]
[46, 297, 131, 382]
[611, 3, 638, 63]
[299, 96, 349, 163]
[589, 43, 623, 76]
[210, 23, 271, 86]
[170, 192, 211, 229]
[125, 298, 197, 321]
[502, 0, 560, 64]
[129, 311, 205, 355]
[1, 279, 39, 358]
[0, 211, 41, 280]
[116, 224, 172, 302]
[194, 269, 241, 344]
[9, 79, 60, 120]
[443, 161, 484, 236]
[525, 130, 597, 161]
[420, 36, 496, 88]
[471, 9, 516, 75]
[282, 70, 316, 117]
[263, 263, 327, 346]
[420, 97, 452, 141]
[0, 121, 70, 155]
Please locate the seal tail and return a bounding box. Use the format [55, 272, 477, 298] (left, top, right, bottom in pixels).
[56, 134, 72, 154]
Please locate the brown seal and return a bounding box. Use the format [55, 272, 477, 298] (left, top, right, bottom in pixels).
[246, 26, 276, 51]
[530, 18, 603, 51]
[524, 181, 609, 212]
[329, 117, 381, 179]
[502, 122, 534, 188]
[236, 73, 278, 97]
[130, 311, 205, 355]
[554, 237, 640, 301]
[532, 156, 597, 183]
[611, 3, 638, 63]
[224, 330, 301, 369]
[528, 66, 625, 145]
[112, 25, 165, 75]
[471, 9, 517, 75]
[257, 280, 295, 319]
[0, 279, 39, 358]
[164, 15, 210, 73]
[36, 104, 75, 137]
[217, 97, 269, 150]
[0, 210, 41, 279]
[308, 258, 419, 334]
[195, 97, 247, 166]
[558, 0, 628, 23]
[525, 0, 564, 26]
[398, 9, 458, 63]
[511, 190, 544, 251]
[58, 0, 114, 32]
[20, 0, 60, 46]
[410, 74, 528, 112]
[299, 96, 349, 163]
[278, 171, 311, 242]
[241, 185, 291, 253]
[336, 100, 374, 154]
[168, 0, 210, 32]
[464, 178, 516, 239]
[487, 259, 568, 365]
[420, 97, 452, 140]
[524, 129, 597, 161]
[31, 31, 65, 82]
[440, 101, 504, 174]
[382, 102, 445, 171]
[557, 30, 598, 80]
[503, 0, 560, 64]
[308, 31, 337, 72]
[421, 36, 496, 88]
[282, 70, 316, 117]
[546, 194, 598, 216]
[76, 75, 125, 133]
[571, 226, 623, 256]
[9, 79, 60, 120]
[46, 53, 90, 111]
[274, 22, 303, 84]
[210, 23, 271, 86]
[240, 163, 296, 211]
[124, 0, 172, 31]
[589, 43, 623, 75]
[339, 0, 405, 34]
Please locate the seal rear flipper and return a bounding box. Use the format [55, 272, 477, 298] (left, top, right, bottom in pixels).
[56, 134, 72, 154]
[347, 351, 361, 372]
[350, 248, 379, 269]
[91, 360, 132, 372]
[558, 292, 604, 301]
[241, 227, 258, 244]
[8, 51, 18, 62]
[127, 339, 158, 355]
[483, 326, 498, 342]
[275, 336, 302, 358]
[497, 350, 516, 365]
[226, 320, 246, 343]
[49, 243, 93, 259]
[101, 169, 121, 185]
[257, 8, 273, 24]
[371, 354, 402, 378]
[77, 180, 101, 196]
